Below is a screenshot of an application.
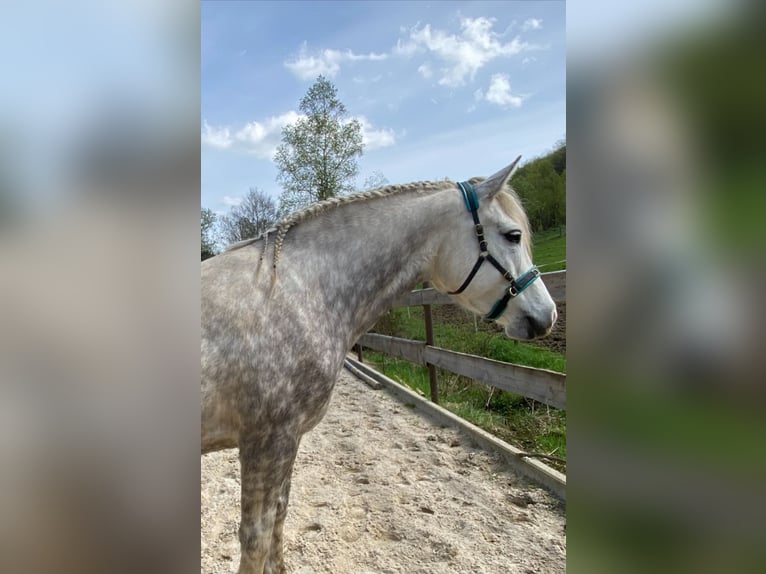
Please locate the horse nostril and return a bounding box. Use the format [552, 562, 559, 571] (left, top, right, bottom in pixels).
[525, 315, 551, 339]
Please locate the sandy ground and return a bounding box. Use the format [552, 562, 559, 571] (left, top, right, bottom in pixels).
[202, 369, 566, 574]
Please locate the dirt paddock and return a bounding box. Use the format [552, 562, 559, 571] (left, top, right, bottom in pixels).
[202, 369, 566, 574]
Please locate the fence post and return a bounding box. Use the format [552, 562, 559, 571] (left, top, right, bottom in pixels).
[356, 343, 363, 362]
[422, 282, 439, 404]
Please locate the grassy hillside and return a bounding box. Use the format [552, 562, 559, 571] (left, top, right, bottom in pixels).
[511, 143, 566, 232]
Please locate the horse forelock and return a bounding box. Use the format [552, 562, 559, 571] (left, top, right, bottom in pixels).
[494, 187, 534, 256]
[465, 176, 533, 256]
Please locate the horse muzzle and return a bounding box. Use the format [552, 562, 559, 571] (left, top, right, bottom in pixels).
[504, 307, 558, 340]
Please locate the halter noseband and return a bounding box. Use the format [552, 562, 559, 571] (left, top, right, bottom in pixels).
[448, 181, 540, 322]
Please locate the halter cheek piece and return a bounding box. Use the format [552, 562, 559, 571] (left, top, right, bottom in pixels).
[448, 181, 540, 322]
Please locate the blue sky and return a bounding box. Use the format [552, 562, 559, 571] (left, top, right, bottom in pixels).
[202, 1, 565, 213]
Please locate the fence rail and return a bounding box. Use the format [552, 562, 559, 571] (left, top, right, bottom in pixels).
[358, 333, 566, 409]
[356, 270, 566, 409]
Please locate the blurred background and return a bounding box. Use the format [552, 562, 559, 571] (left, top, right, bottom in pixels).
[0, 1, 764, 573]
[0, 2, 200, 573]
[568, 0, 766, 572]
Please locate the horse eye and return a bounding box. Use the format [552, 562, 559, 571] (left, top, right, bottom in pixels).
[503, 231, 522, 244]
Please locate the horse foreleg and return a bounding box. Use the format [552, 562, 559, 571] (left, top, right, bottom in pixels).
[237, 431, 299, 574]
[264, 471, 295, 574]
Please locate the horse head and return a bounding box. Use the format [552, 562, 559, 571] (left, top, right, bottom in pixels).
[431, 158, 558, 340]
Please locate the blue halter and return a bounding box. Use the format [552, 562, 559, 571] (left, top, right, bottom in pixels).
[448, 181, 541, 322]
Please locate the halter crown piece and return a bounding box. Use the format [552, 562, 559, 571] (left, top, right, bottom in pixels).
[448, 181, 541, 322]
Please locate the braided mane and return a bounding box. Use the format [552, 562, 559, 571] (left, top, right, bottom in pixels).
[222, 175, 531, 271]
[225, 179, 455, 269]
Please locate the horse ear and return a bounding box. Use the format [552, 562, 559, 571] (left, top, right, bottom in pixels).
[475, 156, 521, 200]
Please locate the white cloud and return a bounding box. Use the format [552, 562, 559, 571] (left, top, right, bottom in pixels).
[483, 73, 523, 108]
[352, 74, 383, 84]
[522, 56, 537, 66]
[233, 110, 303, 158]
[203, 112, 396, 157]
[356, 116, 396, 150]
[285, 43, 388, 80]
[397, 17, 542, 87]
[417, 63, 433, 79]
[394, 37, 419, 57]
[222, 196, 242, 206]
[522, 18, 543, 31]
[202, 121, 233, 149]
[202, 111, 303, 159]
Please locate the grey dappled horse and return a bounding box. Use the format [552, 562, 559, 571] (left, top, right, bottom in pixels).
[201, 158, 557, 574]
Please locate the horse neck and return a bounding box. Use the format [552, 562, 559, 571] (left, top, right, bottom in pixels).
[284, 190, 452, 345]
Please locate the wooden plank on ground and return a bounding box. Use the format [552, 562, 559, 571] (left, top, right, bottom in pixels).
[343, 358, 382, 389]
[423, 346, 566, 409]
[344, 356, 566, 501]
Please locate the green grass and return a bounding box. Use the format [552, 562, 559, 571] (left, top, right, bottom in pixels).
[532, 227, 566, 272]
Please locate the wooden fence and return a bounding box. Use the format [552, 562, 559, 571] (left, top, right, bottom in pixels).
[355, 270, 566, 410]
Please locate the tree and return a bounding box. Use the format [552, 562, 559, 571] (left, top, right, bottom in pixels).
[362, 170, 389, 190]
[218, 187, 277, 246]
[201, 208, 217, 260]
[550, 141, 566, 175]
[511, 144, 566, 232]
[274, 76, 364, 214]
